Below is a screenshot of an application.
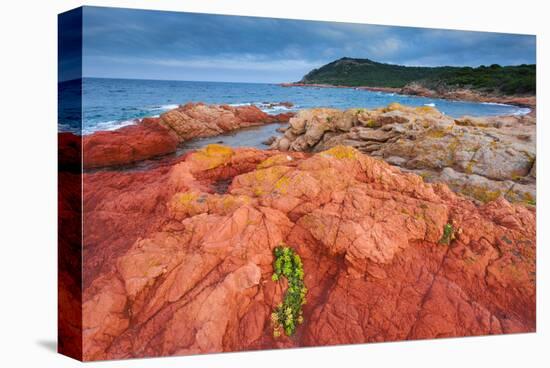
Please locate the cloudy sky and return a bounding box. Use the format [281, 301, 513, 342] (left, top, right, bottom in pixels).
[79, 6, 536, 83]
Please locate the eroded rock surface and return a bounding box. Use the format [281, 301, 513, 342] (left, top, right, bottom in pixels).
[83, 103, 293, 169]
[81, 145, 535, 360]
[270, 103, 536, 205]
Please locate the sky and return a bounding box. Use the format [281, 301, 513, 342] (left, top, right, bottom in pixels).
[72, 6, 536, 83]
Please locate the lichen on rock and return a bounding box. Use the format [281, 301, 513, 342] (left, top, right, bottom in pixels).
[270, 103, 536, 204]
[79, 144, 535, 360]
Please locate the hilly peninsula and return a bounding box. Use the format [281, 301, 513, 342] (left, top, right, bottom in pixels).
[293, 57, 535, 97]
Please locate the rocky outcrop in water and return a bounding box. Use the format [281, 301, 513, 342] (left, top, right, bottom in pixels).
[80, 144, 535, 360]
[82, 103, 293, 169]
[270, 104, 536, 205]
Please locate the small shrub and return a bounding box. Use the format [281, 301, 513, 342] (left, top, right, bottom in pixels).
[439, 223, 456, 245]
[271, 244, 307, 337]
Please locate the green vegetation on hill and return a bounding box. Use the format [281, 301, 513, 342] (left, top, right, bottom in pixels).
[299, 57, 535, 95]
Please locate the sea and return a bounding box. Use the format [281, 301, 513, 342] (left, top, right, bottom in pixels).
[59, 78, 531, 138]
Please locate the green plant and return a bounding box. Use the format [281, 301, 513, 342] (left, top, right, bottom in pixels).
[439, 223, 456, 245]
[270, 244, 307, 337]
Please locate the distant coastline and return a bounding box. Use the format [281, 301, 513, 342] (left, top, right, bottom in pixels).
[280, 82, 536, 110]
[283, 57, 536, 110]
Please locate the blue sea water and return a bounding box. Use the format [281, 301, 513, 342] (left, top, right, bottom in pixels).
[59, 78, 531, 135]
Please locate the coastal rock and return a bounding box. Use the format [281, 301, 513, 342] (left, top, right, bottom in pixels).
[435, 167, 536, 204]
[262, 136, 277, 146]
[81, 145, 535, 360]
[156, 102, 291, 140]
[82, 103, 294, 169]
[83, 123, 178, 169]
[270, 104, 536, 204]
[401, 82, 536, 109]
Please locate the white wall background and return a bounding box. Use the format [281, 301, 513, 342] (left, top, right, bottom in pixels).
[0, 0, 546, 367]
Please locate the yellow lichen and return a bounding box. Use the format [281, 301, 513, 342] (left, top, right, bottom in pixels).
[274, 175, 291, 194]
[191, 144, 234, 169]
[214, 194, 251, 214]
[444, 138, 461, 166]
[415, 105, 437, 114]
[257, 154, 293, 169]
[365, 119, 378, 128]
[178, 191, 199, 205]
[465, 161, 475, 174]
[426, 128, 447, 139]
[172, 191, 208, 216]
[245, 165, 292, 197]
[253, 188, 264, 197]
[460, 186, 502, 203]
[322, 145, 358, 160]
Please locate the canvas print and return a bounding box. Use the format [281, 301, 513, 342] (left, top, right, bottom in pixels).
[58, 6, 536, 361]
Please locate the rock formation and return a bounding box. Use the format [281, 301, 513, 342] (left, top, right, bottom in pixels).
[82, 103, 293, 169]
[80, 144, 535, 360]
[270, 103, 536, 205]
[399, 83, 536, 108]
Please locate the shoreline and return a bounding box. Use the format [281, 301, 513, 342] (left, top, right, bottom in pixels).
[62, 98, 535, 173]
[58, 101, 536, 207]
[279, 82, 536, 111]
[71, 103, 293, 170]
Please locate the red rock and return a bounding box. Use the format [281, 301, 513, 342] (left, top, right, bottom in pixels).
[83, 123, 178, 169]
[79, 145, 535, 361]
[157, 103, 289, 140]
[271, 111, 295, 122]
[81, 103, 293, 169]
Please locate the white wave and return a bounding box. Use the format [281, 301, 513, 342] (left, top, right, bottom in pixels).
[148, 104, 179, 111]
[228, 102, 253, 107]
[481, 102, 513, 107]
[424, 103, 436, 107]
[263, 105, 293, 111]
[229, 101, 295, 113]
[512, 108, 531, 116]
[82, 119, 138, 135]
